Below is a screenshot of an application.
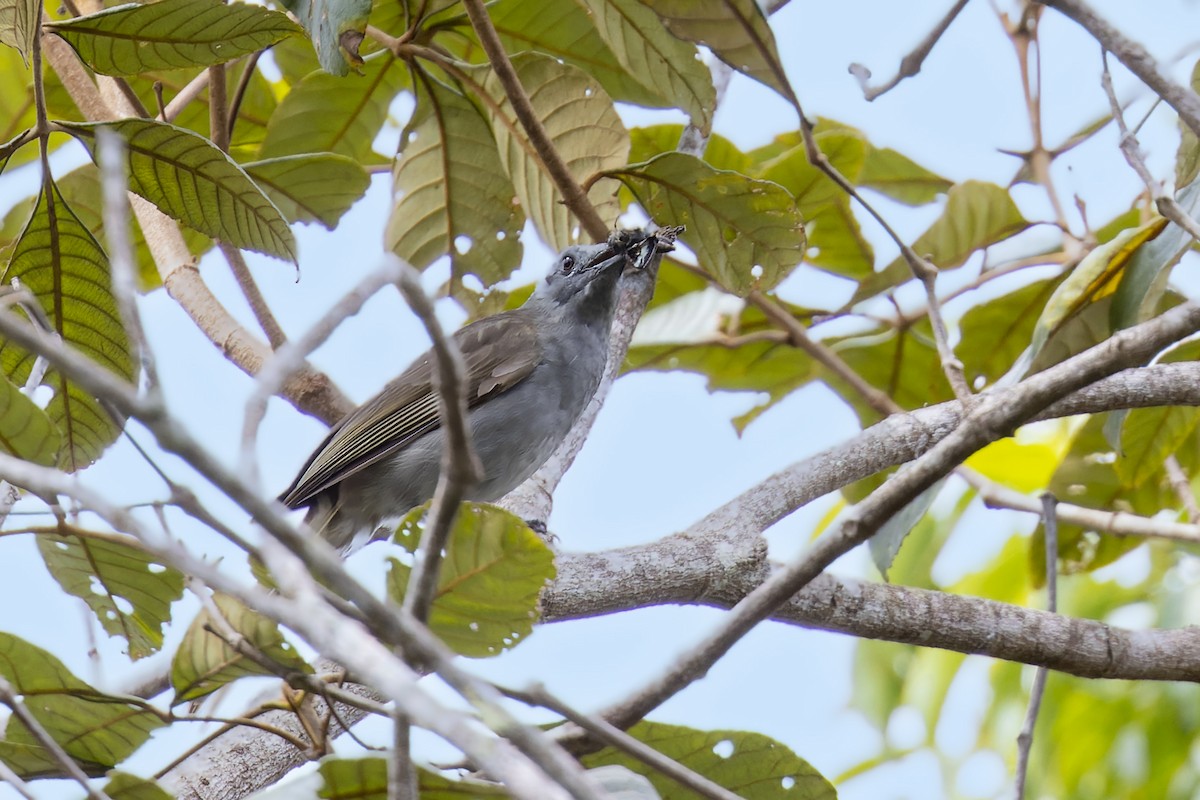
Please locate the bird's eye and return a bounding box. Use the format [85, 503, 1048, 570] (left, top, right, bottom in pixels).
[561, 255, 576, 274]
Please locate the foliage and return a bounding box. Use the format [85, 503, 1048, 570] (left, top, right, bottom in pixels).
[0, 1, 1199, 799]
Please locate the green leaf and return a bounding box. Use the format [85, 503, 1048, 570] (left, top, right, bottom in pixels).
[582, 721, 836, 800]
[1117, 405, 1200, 488]
[104, 771, 173, 800]
[279, 0, 370, 76]
[46, 0, 300, 76]
[388, 502, 556, 658]
[0, 0, 37, 64]
[1028, 217, 1168, 369]
[1111, 182, 1200, 330]
[171, 593, 312, 704]
[0, 633, 165, 779]
[612, 151, 806, 295]
[0, 179, 134, 471]
[484, 53, 629, 250]
[835, 321, 950, 422]
[857, 145, 952, 205]
[848, 180, 1029, 305]
[318, 757, 507, 799]
[869, 476, 947, 580]
[636, 0, 796, 103]
[385, 71, 524, 290]
[1176, 58, 1200, 188]
[757, 130, 873, 279]
[244, 153, 370, 229]
[0, 373, 60, 465]
[957, 277, 1058, 387]
[259, 51, 407, 164]
[485, 0, 674, 112]
[63, 118, 297, 262]
[579, 0, 714, 131]
[36, 531, 185, 660]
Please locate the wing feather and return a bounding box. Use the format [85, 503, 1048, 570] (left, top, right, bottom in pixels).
[278, 312, 541, 509]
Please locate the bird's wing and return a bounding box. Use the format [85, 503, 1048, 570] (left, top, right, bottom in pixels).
[278, 313, 542, 509]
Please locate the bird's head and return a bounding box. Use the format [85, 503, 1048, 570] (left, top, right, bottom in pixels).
[531, 242, 627, 309]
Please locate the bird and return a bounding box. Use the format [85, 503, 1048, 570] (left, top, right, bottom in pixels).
[278, 228, 679, 550]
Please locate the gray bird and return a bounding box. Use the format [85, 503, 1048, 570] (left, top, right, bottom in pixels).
[278, 229, 678, 550]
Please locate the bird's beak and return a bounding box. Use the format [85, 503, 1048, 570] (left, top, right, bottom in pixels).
[585, 246, 626, 273]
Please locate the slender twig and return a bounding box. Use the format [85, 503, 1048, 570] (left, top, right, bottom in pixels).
[1101, 53, 1200, 245]
[849, 0, 970, 100]
[389, 712, 418, 800]
[460, 0, 608, 240]
[503, 683, 742, 800]
[98, 128, 162, 398]
[1038, 0, 1200, 138]
[393, 260, 482, 621]
[218, 242, 289, 349]
[1014, 494, 1057, 798]
[227, 52, 263, 141]
[0, 758, 37, 800]
[974, 473, 1200, 543]
[0, 676, 113, 799]
[163, 70, 211, 122]
[208, 64, 229, 152]
[1164, 456, 1200, 524]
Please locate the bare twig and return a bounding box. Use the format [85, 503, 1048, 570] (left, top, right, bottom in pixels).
[392, 260, 482, 621]
[1101, 53, 1200, 245]
[1038, 0, 1200, 138]
[227, 52, 262, 141]
[849, 0, 970, 100]
[1164, 456, 1200, 524]
[219, 242, 290, 349]
[0, 758, 37, 800]
[208, 64, 229, 152]
[976, 476, 1200, 543]
[1014, 494, 1057, 798]
[389, 713, 418, 800]
[98, 128, 162, 399]
[0, 676, 113, 799]
[163, 70, 211, 123]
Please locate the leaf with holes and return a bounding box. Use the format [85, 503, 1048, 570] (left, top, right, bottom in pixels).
[62, 118, 296, 262]
[612, 151, 805, 295]
[386, 71, 523, 291]
[636, 0, 795, 103]
[484, 53, 629, 250]
[388, 502, 555, 658]
[46, 0, 300, 76]
[0, 0, 36, 64]
[579, 0, 714, 131]
[259, 51, 407, 164]
[171, 593, 312, 704]
[0, 633, 165, 779]
[582, 721, 836, 799]
[37, 531, 185, 660]
[0, 179, 134, 471]
[244, 153, 370, 230]
[848, 180, 1029, 305]
[0, 374, 60, 465]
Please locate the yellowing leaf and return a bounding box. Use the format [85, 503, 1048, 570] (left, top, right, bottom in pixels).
[966, 438, 1063, 493]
